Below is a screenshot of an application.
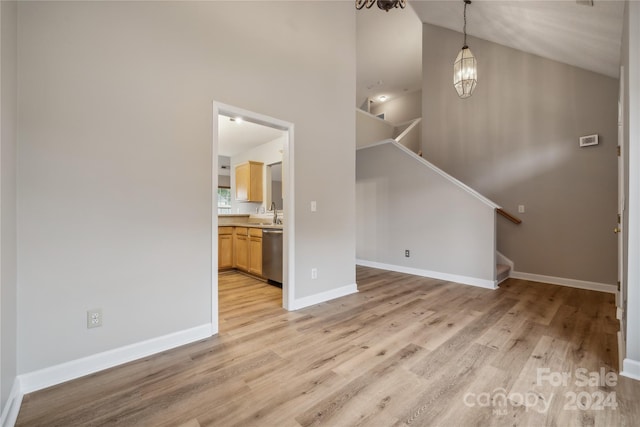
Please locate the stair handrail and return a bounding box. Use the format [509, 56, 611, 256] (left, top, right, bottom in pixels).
[497, 208, 522, 224]
[359, 140, 501, 210]
[394, 118, 421, 144]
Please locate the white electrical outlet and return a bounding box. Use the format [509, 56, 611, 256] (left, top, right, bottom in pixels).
[518, 205, 525, 213]
[311, 268, 318, 279]
[311, 201, 317, 212]
[87, 309, 102, 329]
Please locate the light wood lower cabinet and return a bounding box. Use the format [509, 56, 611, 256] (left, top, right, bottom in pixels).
[219, 226, 264, 277]
[234, 227, 249, 272]
[218, 227, 234, 270]
[249, 228, 263, 276]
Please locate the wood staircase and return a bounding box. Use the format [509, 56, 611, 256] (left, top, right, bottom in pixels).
[497, 263, 511, 284]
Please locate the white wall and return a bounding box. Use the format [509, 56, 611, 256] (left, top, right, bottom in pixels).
[230, 136, 284, 214]
[17, 1, 355, 374]
[1, 0, 18, 413]
[356, 142, 496, 286]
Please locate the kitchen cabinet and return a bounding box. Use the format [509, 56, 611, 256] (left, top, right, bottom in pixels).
[249, 228, 263, 276]
[235, 161, 264, 202]
[234, 227, 249, 272]
[218, 227, 234, 270]
[221, 225, 267, 278]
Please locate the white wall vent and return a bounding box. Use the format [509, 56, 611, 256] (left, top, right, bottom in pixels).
[579, 134, 599, 147]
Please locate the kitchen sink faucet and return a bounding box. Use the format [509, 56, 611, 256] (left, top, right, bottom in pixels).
[271, 201, 277, 224]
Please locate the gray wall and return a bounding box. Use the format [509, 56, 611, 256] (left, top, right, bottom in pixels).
[218, 175, 231, 188]
[356, 142, 495, 282]
[17, 1, 355, 374]
[1, 0, 17, 409]
[370, 90, 422, 124]
[356, 109, 395, 149]
[422, 23, 618, 285]
[218, 155, 230, 188]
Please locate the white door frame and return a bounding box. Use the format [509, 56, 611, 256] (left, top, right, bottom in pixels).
[618, 65, 626, 314]
[211, 102, 295, 334]
[617, 65, 626, 369]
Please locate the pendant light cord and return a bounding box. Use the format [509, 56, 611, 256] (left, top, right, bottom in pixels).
[463, 0, 470, 48]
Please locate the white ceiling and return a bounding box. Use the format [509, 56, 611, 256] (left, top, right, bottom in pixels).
[218, 115, 285, 157]
[357, 0, 625, 106]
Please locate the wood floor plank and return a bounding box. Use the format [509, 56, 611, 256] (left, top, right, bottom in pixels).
[295, 343, 424, 427]
[16, 268, 640, 427]
[408, 296, 517, 379]
[394, 343, 499, 426]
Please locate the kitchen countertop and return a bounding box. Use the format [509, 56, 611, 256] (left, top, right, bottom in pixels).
[218, 222, 283, 230]
[218, 214, 283, 229]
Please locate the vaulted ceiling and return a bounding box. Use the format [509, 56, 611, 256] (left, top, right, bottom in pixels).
[222, 1, 625, 151]
[357, 0, 625, 107]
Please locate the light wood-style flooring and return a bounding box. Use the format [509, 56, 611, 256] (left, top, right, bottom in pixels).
[16, 267, 640, 426]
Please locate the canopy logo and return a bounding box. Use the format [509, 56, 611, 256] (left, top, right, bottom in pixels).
[463, 388, 553, 415]
[463, 367, 619, 416]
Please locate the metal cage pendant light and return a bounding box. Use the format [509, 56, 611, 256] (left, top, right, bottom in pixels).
[453, 0, 477, 98]
[356, 0, 406, 12]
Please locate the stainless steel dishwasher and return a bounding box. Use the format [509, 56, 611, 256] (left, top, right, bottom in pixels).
[262, 229, 283, 285]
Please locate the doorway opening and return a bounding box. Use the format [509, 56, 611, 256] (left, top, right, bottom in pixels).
[212, 102, 295, 334]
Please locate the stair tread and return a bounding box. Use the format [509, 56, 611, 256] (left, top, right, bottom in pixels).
[496, 264, 510, 275]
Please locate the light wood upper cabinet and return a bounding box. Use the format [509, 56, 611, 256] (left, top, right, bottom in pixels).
[235, 161, 264, 202]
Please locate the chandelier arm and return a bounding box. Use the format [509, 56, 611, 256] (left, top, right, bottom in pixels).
[356, 0, 403, 11]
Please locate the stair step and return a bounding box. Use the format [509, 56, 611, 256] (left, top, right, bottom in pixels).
[496, 263, 511, 284]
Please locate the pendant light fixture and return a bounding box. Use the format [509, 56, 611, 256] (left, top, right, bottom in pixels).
[355, 0, 406, 12]
[453, 0, 477, 98]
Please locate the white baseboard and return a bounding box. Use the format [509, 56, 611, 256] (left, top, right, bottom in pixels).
[290, 283, 358, 310]
[621, 358, 640, 381]
[0, 378, 23, 427]
[617, 330, 626, 376]
[356, 259, 497, 290]
[510, 271, 617, 294]
[19, 323, 213, 395]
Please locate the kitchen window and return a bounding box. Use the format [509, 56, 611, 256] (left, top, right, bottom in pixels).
[217, 187, 231, 214]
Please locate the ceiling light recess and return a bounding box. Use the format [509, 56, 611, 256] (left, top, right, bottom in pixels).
[356, 0, 406, 12]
